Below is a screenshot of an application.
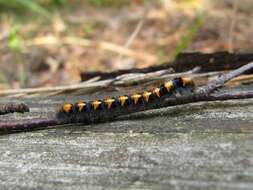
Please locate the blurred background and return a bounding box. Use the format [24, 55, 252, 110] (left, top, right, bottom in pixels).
[0, 0, 252, 89]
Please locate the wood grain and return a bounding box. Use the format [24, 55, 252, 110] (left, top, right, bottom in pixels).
[0, 86, 253, 189]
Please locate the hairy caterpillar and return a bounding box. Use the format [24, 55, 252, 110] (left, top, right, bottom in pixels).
[57, 77, 194, 124]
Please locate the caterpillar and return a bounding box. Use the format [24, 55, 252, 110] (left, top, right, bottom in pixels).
[56, 77, 195, 124]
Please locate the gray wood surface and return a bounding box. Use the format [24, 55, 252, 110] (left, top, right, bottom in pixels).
[0, 87, 253, 190]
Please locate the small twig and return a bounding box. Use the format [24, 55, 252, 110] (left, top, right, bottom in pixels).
[0, 103, 29, 115]
[0, 119, 57, 132]
[113, 67, 200, 86]
[228, 74, 253, 83]
[197, 61, 253, 94]
[208, 91, 253, 101]
[0, 79, 113, 97]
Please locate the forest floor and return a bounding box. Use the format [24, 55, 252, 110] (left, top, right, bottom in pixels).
[0, 0, 253, 89]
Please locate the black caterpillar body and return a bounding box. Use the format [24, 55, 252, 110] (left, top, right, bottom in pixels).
[57, 77, 194, 124]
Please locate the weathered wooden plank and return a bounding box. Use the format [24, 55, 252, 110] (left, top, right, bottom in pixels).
[0, 93, 253, 189]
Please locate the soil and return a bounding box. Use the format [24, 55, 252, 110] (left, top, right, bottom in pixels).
[0, 0, 253, 88]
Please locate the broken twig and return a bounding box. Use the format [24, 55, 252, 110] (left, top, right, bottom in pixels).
[0, 103, 29, 115]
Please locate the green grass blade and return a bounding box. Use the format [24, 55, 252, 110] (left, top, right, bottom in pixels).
[171, 12, 205, 61]
[16, 0, 51, 18]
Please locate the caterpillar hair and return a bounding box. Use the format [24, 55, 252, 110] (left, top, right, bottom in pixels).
[56, 77, 195, 124]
